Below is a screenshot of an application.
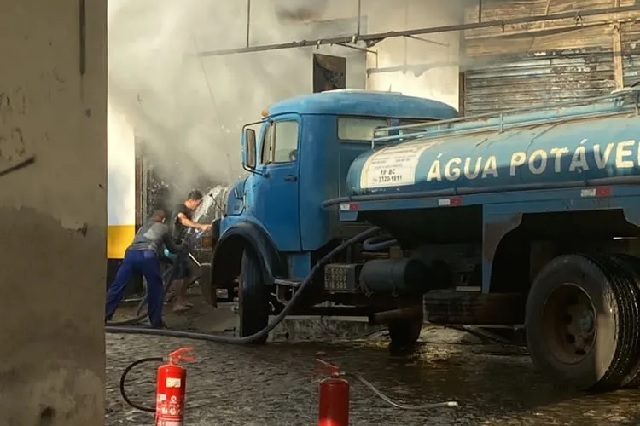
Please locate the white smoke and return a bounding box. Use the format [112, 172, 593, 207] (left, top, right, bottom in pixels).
[107, 0, 339, 192]
[107, 0, 467, 206]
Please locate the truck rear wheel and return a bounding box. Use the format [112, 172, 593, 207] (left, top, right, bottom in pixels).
[239, 247, 270, 344]
[611, 254, 640, 388]
[525, 254, 640, 391]
[388, 315, 423, 353]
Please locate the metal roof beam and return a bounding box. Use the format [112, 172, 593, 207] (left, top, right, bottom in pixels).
[198, 4, 640, 57]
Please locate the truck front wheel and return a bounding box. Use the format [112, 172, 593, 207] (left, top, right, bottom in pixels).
[526, 254, 640, 391]
[238, 247, 270, 344]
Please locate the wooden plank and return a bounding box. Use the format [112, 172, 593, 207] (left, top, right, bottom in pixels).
[464, 24, 615, 57]
[613, 23, 624, 89]
[459, 0, 639, 115]
[462, 51, 616, 114]
[465, 0, 633, 23]
[463, 0, 638, 43]
[621, 21, 640, 85]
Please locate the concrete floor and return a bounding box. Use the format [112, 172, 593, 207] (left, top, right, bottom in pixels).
[105, 291, 640, 425]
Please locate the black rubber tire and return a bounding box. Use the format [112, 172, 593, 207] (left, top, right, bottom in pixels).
[609, 254, 640, 388]
[388, 315, 423, 352]
[525, 254, 640, 391]
[239, 247, 270, 344]
[590, 255, 640, 389]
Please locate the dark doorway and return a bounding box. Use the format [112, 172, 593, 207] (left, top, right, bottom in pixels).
[313, 53, 346, 93]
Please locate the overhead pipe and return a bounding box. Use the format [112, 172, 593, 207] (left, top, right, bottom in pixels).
[198, 4, 640, 57]
[245, 0, 251, 48]
[335, 42, 377, 55]
[355, 0, 361, 39]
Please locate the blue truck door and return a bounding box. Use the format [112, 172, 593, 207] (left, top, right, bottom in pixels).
[253, 114, 302, 251]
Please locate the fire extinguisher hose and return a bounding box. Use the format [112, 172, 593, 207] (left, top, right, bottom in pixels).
[118, 357, 164, 413]
[105, 226, 382, 344]
[118, 358, 458, 414]
[349, 373, 458, 409]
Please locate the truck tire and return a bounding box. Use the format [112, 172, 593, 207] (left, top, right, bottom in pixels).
[526, 254, 640, 391]
[239, 247, 270, 344]
[388, 316, 423, 352]
[609, 254, 640, 388]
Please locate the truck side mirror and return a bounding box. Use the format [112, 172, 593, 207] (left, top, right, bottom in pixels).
[242, 128, 257, 170]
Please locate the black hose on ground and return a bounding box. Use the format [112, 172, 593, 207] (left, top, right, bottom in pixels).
[105, 226, 382, 343]
[119, 357, 163, 413]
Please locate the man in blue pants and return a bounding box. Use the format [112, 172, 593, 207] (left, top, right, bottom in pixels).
[105, 209, 182, 327]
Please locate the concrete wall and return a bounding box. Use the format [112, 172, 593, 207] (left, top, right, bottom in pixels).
[363, 0, 462, 109]
[107, 99, 136, 260]
[0, 0, 107, 425]
[253, 0, 463, 109]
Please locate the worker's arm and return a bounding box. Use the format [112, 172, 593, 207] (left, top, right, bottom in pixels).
[162, 230, 183, 254]
[177, 212, 211, 231]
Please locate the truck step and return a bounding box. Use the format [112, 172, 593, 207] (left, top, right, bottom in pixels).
[274, 278, 302, 287]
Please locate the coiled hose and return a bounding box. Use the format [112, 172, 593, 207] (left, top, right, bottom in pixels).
[105, 226, 382, 343]
[118, 357, 163, 412]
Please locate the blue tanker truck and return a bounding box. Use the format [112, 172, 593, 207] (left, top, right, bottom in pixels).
[208, 87, 640, 391]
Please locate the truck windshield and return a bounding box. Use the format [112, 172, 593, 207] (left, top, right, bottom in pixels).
[337, 116, 437, 142]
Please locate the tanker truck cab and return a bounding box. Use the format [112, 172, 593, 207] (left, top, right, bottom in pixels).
[209, 90, 458, 343]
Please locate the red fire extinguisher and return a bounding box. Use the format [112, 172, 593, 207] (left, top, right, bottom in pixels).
[316, 359, 350, 426]
[155, 347, 195, 426]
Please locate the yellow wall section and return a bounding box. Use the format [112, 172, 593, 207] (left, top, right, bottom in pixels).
[107, 225, 135, 259]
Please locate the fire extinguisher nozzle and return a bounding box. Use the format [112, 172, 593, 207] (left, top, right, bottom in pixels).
[169, 347, 196, 364]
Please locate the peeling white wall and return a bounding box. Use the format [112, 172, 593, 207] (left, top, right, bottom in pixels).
[363, 0, 462, 109]
[264, 0, 463, 109]
[107, 100, 136, 229]
[0, 0, 107, 424]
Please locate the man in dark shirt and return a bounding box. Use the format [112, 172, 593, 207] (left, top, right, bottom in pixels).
[105, 209, 181, 327]
[170, 189, 211, 312]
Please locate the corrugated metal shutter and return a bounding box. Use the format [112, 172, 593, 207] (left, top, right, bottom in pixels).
[462, 49, 617, 114]
[622, 21, 640, 86]
[460, 0, 640, 115]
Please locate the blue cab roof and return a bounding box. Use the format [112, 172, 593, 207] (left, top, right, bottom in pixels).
[267, 90, 458, 120]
